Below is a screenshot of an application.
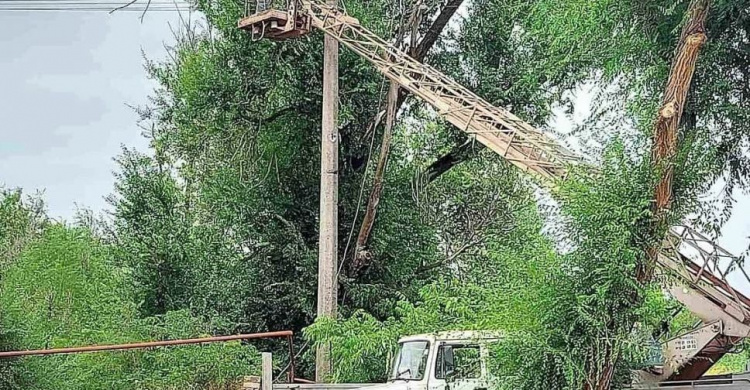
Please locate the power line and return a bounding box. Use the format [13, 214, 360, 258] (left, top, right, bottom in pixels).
[0, 6, 192, 10]
[0, 7, 191, 11]
[0, 4, 190, 7]
[0, 0, 185, 2]
[0, 0, 191, 4]
[0, 0, 192, 11]
[0, 2, 187, 4]
[0, 0, 187, 3]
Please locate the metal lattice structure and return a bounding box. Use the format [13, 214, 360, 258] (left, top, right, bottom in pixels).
[662, 225, 750, 329]
[240, 3, 581, 182]
[238, 1, 750, 381]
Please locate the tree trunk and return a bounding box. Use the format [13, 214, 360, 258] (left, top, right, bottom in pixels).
[583, 342, 616, 390]
[352, 82, 399, 272]
[351, 0, 465, 273]
[640, 0, 710, 281]
[586, 2, 710, 389]
[411, 0, 464, 60]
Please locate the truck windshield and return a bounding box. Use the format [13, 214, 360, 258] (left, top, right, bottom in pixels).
[390, 341, 429, 381]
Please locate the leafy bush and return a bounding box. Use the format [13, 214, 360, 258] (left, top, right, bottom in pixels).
[0, 226, 259, 390]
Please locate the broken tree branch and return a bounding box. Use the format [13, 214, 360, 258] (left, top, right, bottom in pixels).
[350, 0, 466, 274]
[352, 82, 399, 273]
[414, 140, 483, 193]
[652, 1, 710, 218]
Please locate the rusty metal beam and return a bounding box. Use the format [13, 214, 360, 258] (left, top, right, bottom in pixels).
[0, 330, 293, 358]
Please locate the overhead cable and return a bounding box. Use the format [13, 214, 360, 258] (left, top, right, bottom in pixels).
[0, 0, 192, 11]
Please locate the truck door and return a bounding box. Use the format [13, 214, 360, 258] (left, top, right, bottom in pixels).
[430, 343, 486, 390]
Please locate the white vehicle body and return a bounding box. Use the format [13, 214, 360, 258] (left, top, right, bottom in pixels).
[364, 331, 500, 390]
[270, 331, 749, 390]
[271, 331, 501, 390]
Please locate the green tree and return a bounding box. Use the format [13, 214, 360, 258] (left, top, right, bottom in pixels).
[0, 189, 48, 388]
[309, 0, 750, 387]
[0, 189, 47, 271]
[108, 0, 750, 386]
[0, 225, 258, 389]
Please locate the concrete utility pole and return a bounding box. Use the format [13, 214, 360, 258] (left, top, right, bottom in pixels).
[315, 0, 339, 380]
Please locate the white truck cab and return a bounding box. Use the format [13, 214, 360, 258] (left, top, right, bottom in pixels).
[374, 331, 501, 390]
[265, 330, 749, 390]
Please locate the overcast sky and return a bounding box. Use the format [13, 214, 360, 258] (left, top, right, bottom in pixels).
[0, 10, 183, 222]
[1, 9, 748, 287]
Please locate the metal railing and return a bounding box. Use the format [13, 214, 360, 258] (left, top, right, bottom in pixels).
[0, 330, 298, 382]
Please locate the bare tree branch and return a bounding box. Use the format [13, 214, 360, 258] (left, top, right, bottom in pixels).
[411, 0, 463, 60]
[109, 0, 139, 14]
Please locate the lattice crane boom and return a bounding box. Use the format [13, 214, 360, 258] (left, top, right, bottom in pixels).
[238, 2, 750, 381]
[240, 3, 581, 182]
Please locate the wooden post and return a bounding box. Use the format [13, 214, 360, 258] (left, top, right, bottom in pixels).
[262, 352, 273, 390]
[316, 0, 339, 380]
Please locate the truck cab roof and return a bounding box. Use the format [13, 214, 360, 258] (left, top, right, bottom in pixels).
[397, 330, 503, 344]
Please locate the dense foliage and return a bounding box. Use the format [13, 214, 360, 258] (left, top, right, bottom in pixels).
[307, 0, 750, 388]
[0, 191, 259, 389]
[1, 0, 749, 388]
